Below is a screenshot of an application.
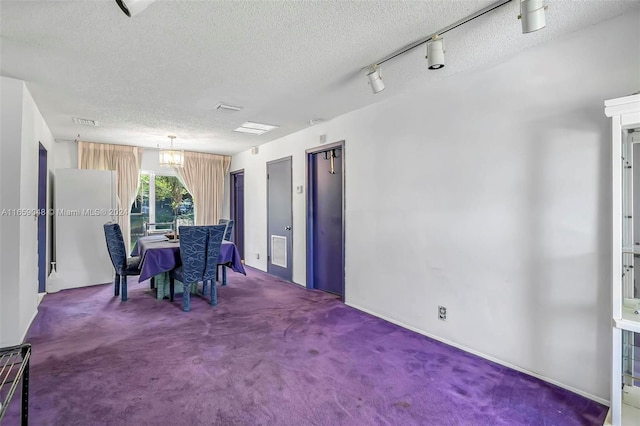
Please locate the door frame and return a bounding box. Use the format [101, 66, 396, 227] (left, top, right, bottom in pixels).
[230, 169, 244, 260]
[38, 142, 48, 293]
[266, 156, 293, 281]
[305, 140, 345, 299]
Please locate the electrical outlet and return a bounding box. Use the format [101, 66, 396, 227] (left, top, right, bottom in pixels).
[438, 306, 447, 321]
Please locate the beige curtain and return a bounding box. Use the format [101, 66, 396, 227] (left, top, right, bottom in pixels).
[78, 142, 143, 251]
[174, 151, 231, 225]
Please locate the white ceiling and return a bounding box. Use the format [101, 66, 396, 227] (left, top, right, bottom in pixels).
[1, 0, 638, 155]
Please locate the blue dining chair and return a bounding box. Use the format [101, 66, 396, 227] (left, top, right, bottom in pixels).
[223, 219, 234, 241]
[201, 225, 227, 306]
[169, 226, 208, 312]
[103, 222, 141, 301]
[213, 219, 234, 283]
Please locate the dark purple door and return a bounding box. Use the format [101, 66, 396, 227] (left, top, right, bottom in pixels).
[310, 146, 343, 296]
[230, 171, 244, 260]
[38, 143, 47, 292]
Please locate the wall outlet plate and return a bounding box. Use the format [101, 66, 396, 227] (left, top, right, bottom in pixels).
[438, 306, 447, 321]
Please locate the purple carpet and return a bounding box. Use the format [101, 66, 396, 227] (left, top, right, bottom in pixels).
[4, 267, 607, 425]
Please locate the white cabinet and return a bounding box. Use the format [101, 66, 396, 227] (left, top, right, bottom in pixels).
[605, 94, 640, 426]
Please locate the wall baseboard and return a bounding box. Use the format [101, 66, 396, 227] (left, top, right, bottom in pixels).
[345, 301, 609, 407]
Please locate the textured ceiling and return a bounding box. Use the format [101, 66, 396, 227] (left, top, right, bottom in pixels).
[1, 0, 638, 155]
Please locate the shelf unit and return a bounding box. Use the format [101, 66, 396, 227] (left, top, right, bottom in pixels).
[605, 93, 640, 426]
[0, 343, 31, 425]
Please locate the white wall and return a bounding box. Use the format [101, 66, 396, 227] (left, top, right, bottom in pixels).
[54, 140, 77, 169]
[0, 76, 55, 347]
[0, 77, 24, 346]
[231, 11, 640, 402]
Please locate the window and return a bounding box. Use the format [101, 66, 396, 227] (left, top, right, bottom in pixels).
[130, 171, 194, 249]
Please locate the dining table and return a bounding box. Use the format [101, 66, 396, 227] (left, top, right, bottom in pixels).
[131, 235, 246, 300]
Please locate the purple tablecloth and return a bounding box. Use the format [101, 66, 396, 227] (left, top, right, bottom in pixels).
[132, 237, 246, 282]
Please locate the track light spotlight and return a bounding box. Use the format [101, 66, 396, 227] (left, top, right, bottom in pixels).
[426, 37, 445, 70]
[518, 0, 547, 33]
[115, 0, 156, 17]
[367, 66, 385, 94]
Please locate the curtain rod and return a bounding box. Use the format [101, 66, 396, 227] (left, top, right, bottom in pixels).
[363, 0, 513, 70]
[54, 138, 140, 149]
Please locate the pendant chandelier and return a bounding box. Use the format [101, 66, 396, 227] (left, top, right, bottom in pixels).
[159, 135, 184, 168]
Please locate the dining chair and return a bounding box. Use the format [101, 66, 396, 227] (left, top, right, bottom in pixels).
[214, 219, 234, 283]
[103, 222, 141, 301]
[169, 226, 208, 312]
[201, 224, 227, 306]
[217, 219, 229, 239]
[223, 219, 234, 241]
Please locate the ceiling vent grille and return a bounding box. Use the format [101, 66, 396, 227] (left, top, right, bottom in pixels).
[216, 103, 243, 112]
[72, 117, 99, 127]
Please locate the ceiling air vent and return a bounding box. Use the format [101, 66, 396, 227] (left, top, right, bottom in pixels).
[216, 103, 243, 112]
[72, 117, 99, 127]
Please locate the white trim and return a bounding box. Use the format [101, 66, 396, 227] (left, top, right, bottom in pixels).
[38, 292, 46, 305]
[20, 308, 39, 343]
[604, 94, 640, 118]
[345, 301, 609, 406]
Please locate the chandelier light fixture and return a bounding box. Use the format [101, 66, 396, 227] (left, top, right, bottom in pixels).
[159, 135, 184, 168]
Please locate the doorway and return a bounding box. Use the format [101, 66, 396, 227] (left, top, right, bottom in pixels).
[306, 142, 345, 298]
[267, 157, 293, 281]
[230, 170, 245, 261]
[37, 143, 47, 293]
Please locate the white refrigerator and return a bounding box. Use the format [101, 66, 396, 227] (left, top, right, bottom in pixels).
[54, 169, 117, 290]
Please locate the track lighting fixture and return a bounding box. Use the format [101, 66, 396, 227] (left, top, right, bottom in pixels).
[115, 0, 156, 17]
[518, 0, 547, 34]
[367, 66, 385, 94]
[362, 0, 550, 93]
[426, 37, 445, 70]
